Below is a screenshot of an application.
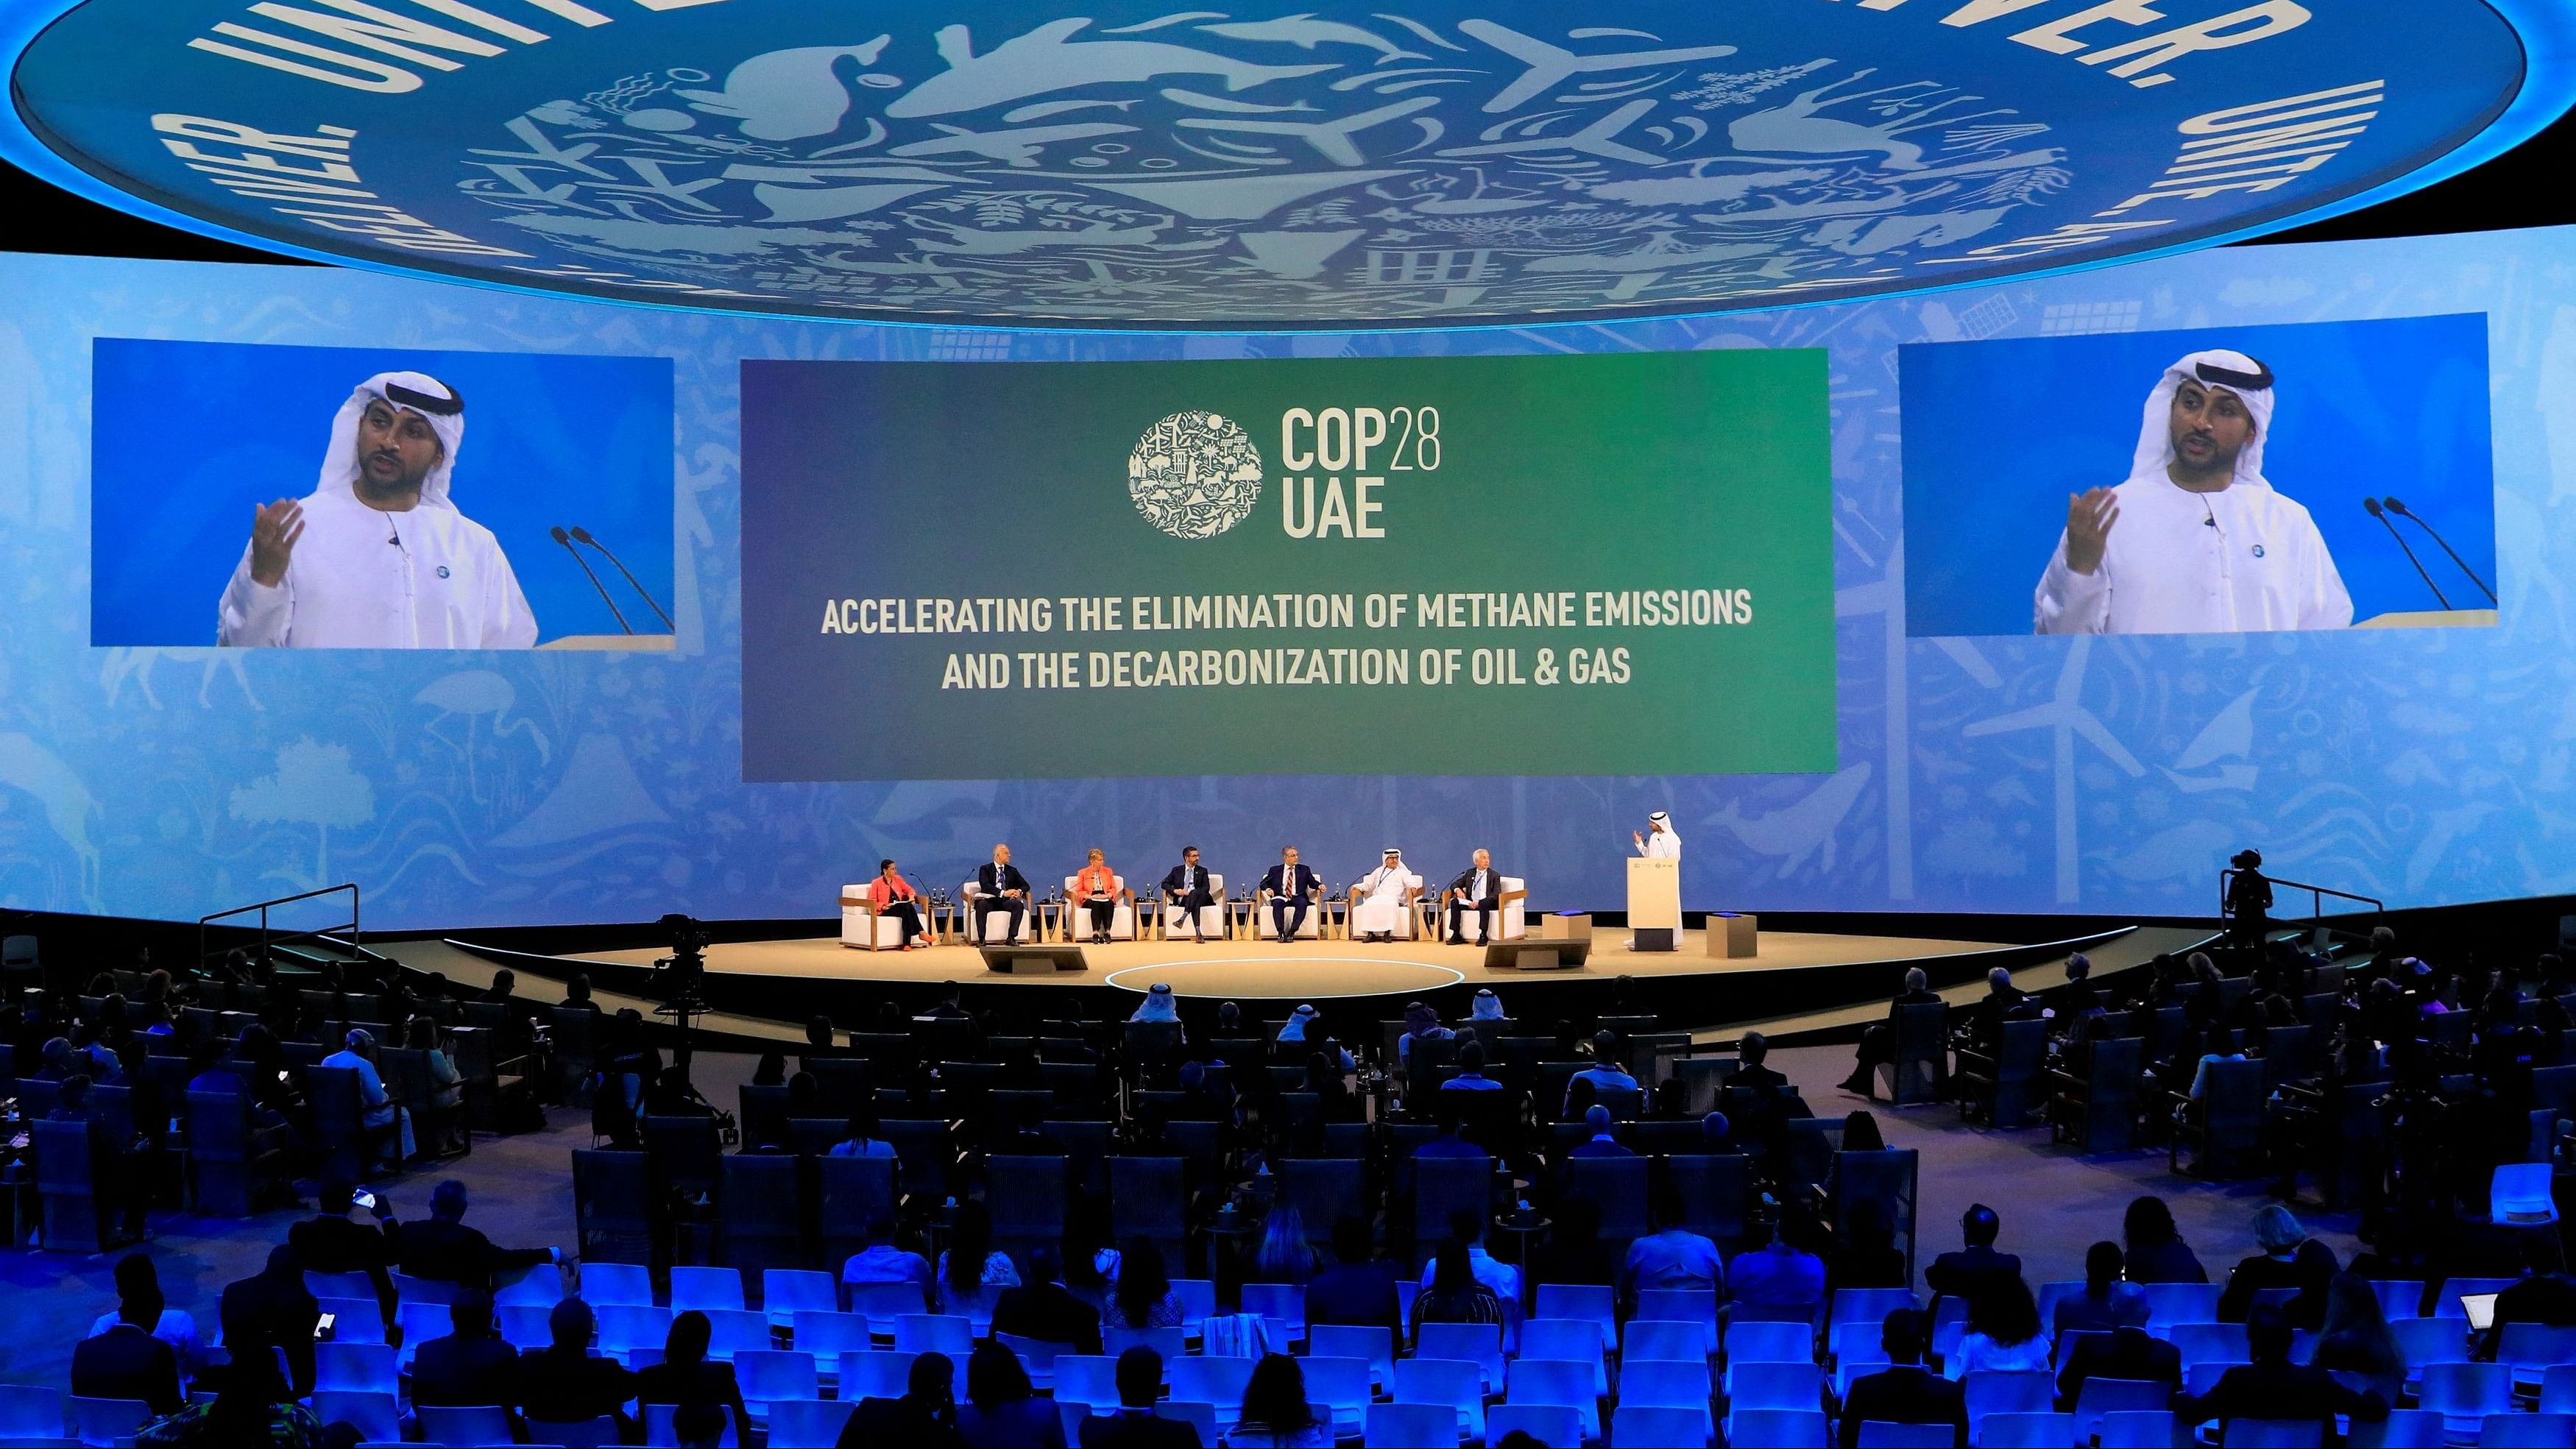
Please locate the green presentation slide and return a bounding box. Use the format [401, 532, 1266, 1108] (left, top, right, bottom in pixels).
[741, 350, 1836, 782]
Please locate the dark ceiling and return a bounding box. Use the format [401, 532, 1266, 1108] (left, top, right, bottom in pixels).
[4, 102, 2569, 276]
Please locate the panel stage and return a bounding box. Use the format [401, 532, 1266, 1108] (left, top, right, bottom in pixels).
[428, 921, 2202, 1044]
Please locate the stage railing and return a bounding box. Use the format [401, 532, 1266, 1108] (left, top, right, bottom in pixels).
[2218, 868, 2381, 929]
[199, 882, 361, 974]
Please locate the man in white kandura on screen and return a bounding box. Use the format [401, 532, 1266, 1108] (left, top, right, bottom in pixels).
[218, 370, 537, 648]
[2034, 349, 2350, 634]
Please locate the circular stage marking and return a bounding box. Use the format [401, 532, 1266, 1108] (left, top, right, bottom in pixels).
[1106, 957, 1465, 1000]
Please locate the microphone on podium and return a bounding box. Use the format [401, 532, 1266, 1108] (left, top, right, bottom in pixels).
[2381, 497, 2496, 603]
[569, 525, 673, 628]
[2363, 498, 2449, 611]
[553, 525, 632, 634]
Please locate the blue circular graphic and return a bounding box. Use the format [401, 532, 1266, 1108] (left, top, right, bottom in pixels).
[4, 0, 2565, 329]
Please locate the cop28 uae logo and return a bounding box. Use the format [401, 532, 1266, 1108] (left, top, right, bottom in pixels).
[1130, 411, 1264, 539]
[0, 1, 2547, 327]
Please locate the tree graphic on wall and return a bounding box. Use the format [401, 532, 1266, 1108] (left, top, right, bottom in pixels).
[230, 737, 375, 890]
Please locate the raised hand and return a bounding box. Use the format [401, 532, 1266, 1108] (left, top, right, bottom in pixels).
[249, 499, 305, 587]
[2064, 488, 2119, 575]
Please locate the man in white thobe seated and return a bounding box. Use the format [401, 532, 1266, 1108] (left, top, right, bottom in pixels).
[1348, 848, 1418, 943]
[219, 370, 538, 648]
[2034, 349, 2351, 634]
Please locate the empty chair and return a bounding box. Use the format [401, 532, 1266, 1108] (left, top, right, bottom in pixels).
[1487, 1403, 1584, 1449]
[1309, 1324, 1395, 1392]
[1854, 1424, 1954, 1449]
[1524, 1318, 1610, 1395]
[595, 1304, 674, 1366]
[2479, 1415, 2576, 1448]
[1170, 1355, 1255, 1414]
[2074, 1376, 2170, 1439]
[2418, 1363, 2515, 1434]
[2497, 1323, 2576, 1386]
[1365, 1402, 1459, 1449]
[1103, 1324, 1186, 1364]
[315, 1342, 400, 1396]
[1242, 1281, 1306, 1344]
[2492, 1163, 2559, 1225]
[318, 1295, 388, 1345]
[496, 1266, 565, 1308]
[1507, 1357, 1602, 1442]
[1393, 1356, 1485, 1443]
[2170, 1322, 2252, 1369]
[735, 1349, 819, 1412]
[1616, 1403, 1717, 1447]
[1538, 1283, 1618, 1353]
[1171, 1278, 1218, 1336]
[1979, 1411, 2078, 1448]
[1725, 1406, 1831, 1448]
[2356, 1411, 2448, 1449]
[765, 1400, 856, 1448]
[581, 1262, 655, 1308]
[1964, 1370, 2056, 1437]
[762, 1269, 838, 1331]
[1727, 1318, 1815, 1367]
[835, 1350, 916, 1403]
[497, 1304, 553, 1352]
[1052, 1355, 1120, 1411]
[2544, 1363, 2576, 1414]
[1727, 1360, 1823, 1415]
[2141, 1282, 2221, 1329]
[2391, 1317, 2468, 1377]
[311, 1391, 401, 1443]
[1619, 1358, 1714, 1443]
[418, 1405, 514, 1446]
[700, 1308, 771, 1363]
[2099, 1411, 2178, 1449]
[0, 1387, 64, 1449]
[792, 1311, 872, 1364]
[1834, 1288, 1922, 1327]
[849, 1282, 933, 1336]
[894, 1313, 974, 1360]
[1626, 1318, 1712, 1364]
[68, 1397, 149, 1449]
[1417, 1321, 1505, 1395]
[1641, 1287, 1723, 1355]
[1304, 1356, 1374, 1435]
[670, 1266, 746, 1314]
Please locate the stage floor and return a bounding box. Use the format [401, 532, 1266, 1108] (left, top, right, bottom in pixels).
[569, 928, 2013, 999]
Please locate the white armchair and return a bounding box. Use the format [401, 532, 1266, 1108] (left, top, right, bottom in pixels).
[1254, 887, 1324, 940]
[960, 879, 1036, 945]
[1160, 871, 1226, 940]
[1063, 874, 1136, 941]
[839, 886, 906, 950]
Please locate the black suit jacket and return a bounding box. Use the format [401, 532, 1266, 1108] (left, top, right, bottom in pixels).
[1160, 864, 1211, 899]
[991, 1281, 1103, 1355]
[1444, 868, 1502, 907]
[221, 1268, 319, 1395]
[978, 862, 1031, 899]
[1260, 864, 1320, 899]
[391, 1216, 550, 1289]
[2179, 1361, 2385, 1431]
[516, 1345, 638, 1427]
[294, 1215, 393, 1303]
[841, 1395, 967, 1449]
[1883, 988, 1942, 1026]
[2056, 1325, 2181, 1406]
[1837, 1365, 1966, 1448]
[1080, 1409, 1202, 1449]
[71, 1324, 182, 1416]
[411, 1333, 523, 1408]
[1925, 1246, 2025, 1308]
[1730, 1063, 1788, 1091]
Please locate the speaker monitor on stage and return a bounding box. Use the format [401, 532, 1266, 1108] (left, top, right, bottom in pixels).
[1628, 857, 1681, 952]
[979, 944, 1089, 974]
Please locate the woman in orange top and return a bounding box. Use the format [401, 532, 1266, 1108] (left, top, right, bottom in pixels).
[1071, 848, 1129, 944]
[868, 857, 932, 949]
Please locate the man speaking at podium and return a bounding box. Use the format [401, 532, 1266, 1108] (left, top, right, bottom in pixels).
[2034, 350, 2349, 635]
[219, 370, 537, 648]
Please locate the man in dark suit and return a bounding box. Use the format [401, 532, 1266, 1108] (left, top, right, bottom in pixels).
[1841, 968, 1943, 1093]
[517, 1300, 637, 1437]
[1838, 1308, 1966, 1448]
[221, 1243, 319, 1395]
[1259, 847, 1323, 941]
[73, 1257, 183, 1415]
[1306, 1216, 1403, 1333]
[1160, 846, 1217, 944]
[843, 1350, 965, 1446]
[2056, 1323, 2182, 1407]
[2048, 953, 2103, 1033]
[990, 1246, 1103, 1355]
[391, 1179, 556, 1292]
[1443, 849, 1507, 946]
[1925, 1205, 2024, 1311]
[411, 1292, 522, 1411]
[2177, 1305, 2386, 1436]
[293, 1180, 396, 1308]
[974, 844, 1032, 944]
[1567, 1104, 1635, 1158]
[1079, 1347, 1200, 1449]
[2482, 1238, 2576, 1358]
[1730, 1032, 1787, 1091]
[1966, 967, 2042, 1055]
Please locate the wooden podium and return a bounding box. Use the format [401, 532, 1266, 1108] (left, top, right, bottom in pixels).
[1627, 857, 1680, 952]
